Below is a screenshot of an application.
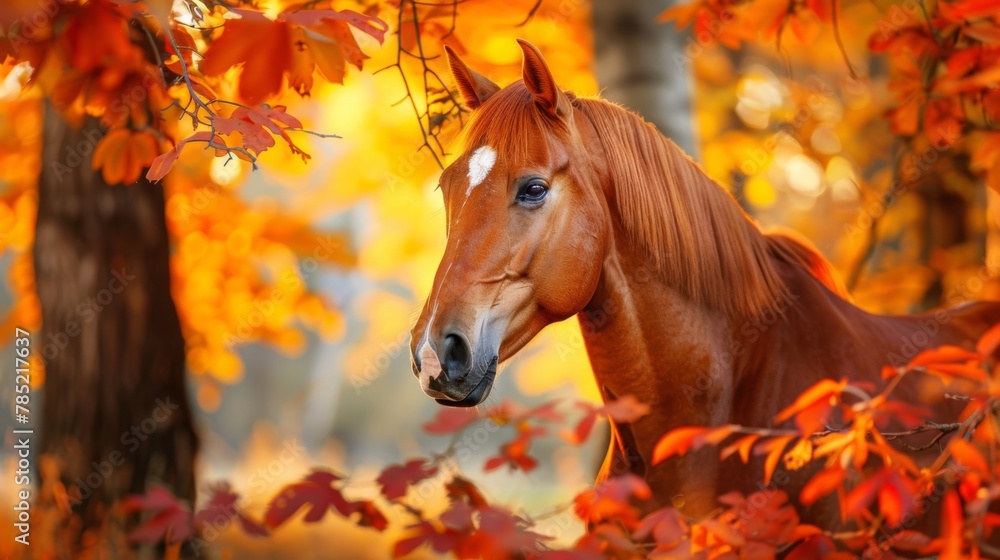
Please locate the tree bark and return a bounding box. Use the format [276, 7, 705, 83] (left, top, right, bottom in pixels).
[592, 0, 699, 158]
[34, 102, 198, 551]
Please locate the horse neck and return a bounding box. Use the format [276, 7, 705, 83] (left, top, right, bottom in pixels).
[578, 235, 879, 513]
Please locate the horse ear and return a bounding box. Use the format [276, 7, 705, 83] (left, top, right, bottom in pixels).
[517, 39, 571, 118]
[445, 45, 500, 110]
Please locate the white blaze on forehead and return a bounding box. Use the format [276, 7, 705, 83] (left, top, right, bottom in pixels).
[418, 342, 443, 392]
[466, 146, 497, 193]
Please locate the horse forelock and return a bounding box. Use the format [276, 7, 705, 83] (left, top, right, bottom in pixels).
[461, 83, 570, 163]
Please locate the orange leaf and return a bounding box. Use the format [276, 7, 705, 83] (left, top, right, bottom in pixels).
[907, 345, 980, 368]
[926, 362, 987, 382]
[93, 128, 160, 185]
[755, 435, 795, 485]
[940, 490, 963, 560]
[657, 1, 703, 28]
[652, 426, 709, 464]
[976, 323, 1000, 357]
[801, 466, 846, 505]
[146, 131, 218, 183]
[721, 433, 761, 463]
[775, 379, 846, 425]
[949, 438, 988, 475]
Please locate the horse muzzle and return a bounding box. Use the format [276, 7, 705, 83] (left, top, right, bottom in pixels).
[411, 331, 498, 407]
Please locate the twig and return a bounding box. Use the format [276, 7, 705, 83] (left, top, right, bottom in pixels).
[831, 0, 858, 80]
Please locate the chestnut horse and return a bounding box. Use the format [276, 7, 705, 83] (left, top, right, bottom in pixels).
[408, 39, 1000, 523]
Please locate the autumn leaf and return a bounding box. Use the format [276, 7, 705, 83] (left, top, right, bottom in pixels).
[422, 406, 479, 434]
[194, 483, 268, 537]
[785, 535, 837, 560]
[720, 433, 761, 463]
[949, 438, 989, 475]
[633, 507, 687, 549]
[939, 490, 964, 560]
[119, 486, 193, 544]
[455, 506, 551, 559]
[652, 426, 709, 464]
[445, 476, 489, 508]
[907, 345, 981, 369]
[774, 378, 845, 434]
[200, 8, 386, 104]
[755, 435, 796, 485]
[146, 131, 225, 182]
[976, 323, 1000, 357]
[353, 500, 389, 531]
[484, 426, 544, 472]
[923, 98, 964, 147]
[573, 474, 651, 526]
[92, 128, 160, 185]
[565, 396, 649, 444]
[844, 468, 916, 525]
[376, 459, 438, 500]
[263, 470, 354, 528]
[393, 520, 463, 558]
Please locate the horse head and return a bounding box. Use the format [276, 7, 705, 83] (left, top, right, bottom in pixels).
[409, 40, 610, 407]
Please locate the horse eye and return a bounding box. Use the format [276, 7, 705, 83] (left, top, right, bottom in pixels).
[518, 182, 548, 204]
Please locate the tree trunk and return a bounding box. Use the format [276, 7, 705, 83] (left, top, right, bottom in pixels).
[592, 0, 699, 157]
[34, 102, 198, 552]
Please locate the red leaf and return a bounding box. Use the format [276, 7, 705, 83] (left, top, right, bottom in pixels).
[353, 500, 388, 531]
[263, 470, 353, 528]
[445, 476, 489, 508]
[376, 459, 438, 500]
[422, 406, 479, 434]
[786, 535, 837, 560]
[120, 486, 193, 544]
[194, 483, 268, 537]
[393, 520, 463, 558]
[563, 403, 599, 444]
[484, 426, 544, 472]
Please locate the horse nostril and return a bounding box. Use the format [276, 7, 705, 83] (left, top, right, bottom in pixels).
[441, 333, 471, 380]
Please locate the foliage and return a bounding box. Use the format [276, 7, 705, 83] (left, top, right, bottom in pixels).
[101, 325, 999, 558]
[662, 0, 1000, 312]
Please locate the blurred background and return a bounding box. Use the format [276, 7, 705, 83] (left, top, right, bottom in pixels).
[1, 0, 999, 557]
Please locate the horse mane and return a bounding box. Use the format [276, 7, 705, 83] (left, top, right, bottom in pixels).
[463, 83, 850, 317]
